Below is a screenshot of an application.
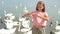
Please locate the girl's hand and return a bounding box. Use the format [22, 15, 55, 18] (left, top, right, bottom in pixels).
[37, 14, 49, 21]
[24, 13, 30, 17]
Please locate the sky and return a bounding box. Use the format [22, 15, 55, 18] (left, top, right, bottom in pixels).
[0, 0, 60, 22]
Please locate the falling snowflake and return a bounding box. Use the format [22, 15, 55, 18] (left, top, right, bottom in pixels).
[4, 10, 6, 14]
[24, 6, 28, 13]
[16, 6, 18, 9]
[58, 11, 60, 14]
[2, 1, 4, 4]
[24, 6, 27, 10]
[0, 17, 1, 18]
[4, 10, 7, 16]
[54, 5, 56, 7]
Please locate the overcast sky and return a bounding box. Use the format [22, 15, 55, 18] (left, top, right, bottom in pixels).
[0, 0, 60, 21]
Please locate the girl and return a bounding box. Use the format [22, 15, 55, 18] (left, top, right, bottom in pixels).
[24, 1, 49, 34]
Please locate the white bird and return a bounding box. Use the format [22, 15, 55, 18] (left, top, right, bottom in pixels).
[21, 28, 30, 32]
[55, 21, 60, 30]
[22, 20, 30, 28]
[21, 28, 32, 34]
[55, 26, 60, 30]
[5, 13, 13, 17]
[0, 28, 16, 34]
[55, 31, 60, 34]
[13, 21, 19, 26]
[26, 30, 32, 34]
[4, 19, 13, 23]
[19, 17, 26, 21]
[10, 16, 15, 20]
[5, 22, 14, 29]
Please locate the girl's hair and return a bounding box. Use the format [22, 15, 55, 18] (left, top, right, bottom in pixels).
[36, 1, 45, 12]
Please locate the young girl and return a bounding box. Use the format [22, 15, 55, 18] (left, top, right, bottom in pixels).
[24, 1, 49, 34]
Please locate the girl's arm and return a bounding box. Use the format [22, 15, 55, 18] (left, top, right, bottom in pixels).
[40, 16, 49, 21]
[24, 13, 32, 18]
[37, 15, 49, 21]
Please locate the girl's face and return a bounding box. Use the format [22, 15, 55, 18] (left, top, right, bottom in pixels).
[37, 3, 44, 11]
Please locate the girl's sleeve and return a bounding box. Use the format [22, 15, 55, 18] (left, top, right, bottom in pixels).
[44, 12, 48, 17]
[29, 11, 35, 17]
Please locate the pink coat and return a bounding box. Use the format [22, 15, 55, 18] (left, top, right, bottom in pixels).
[30, 11, 48, 28]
